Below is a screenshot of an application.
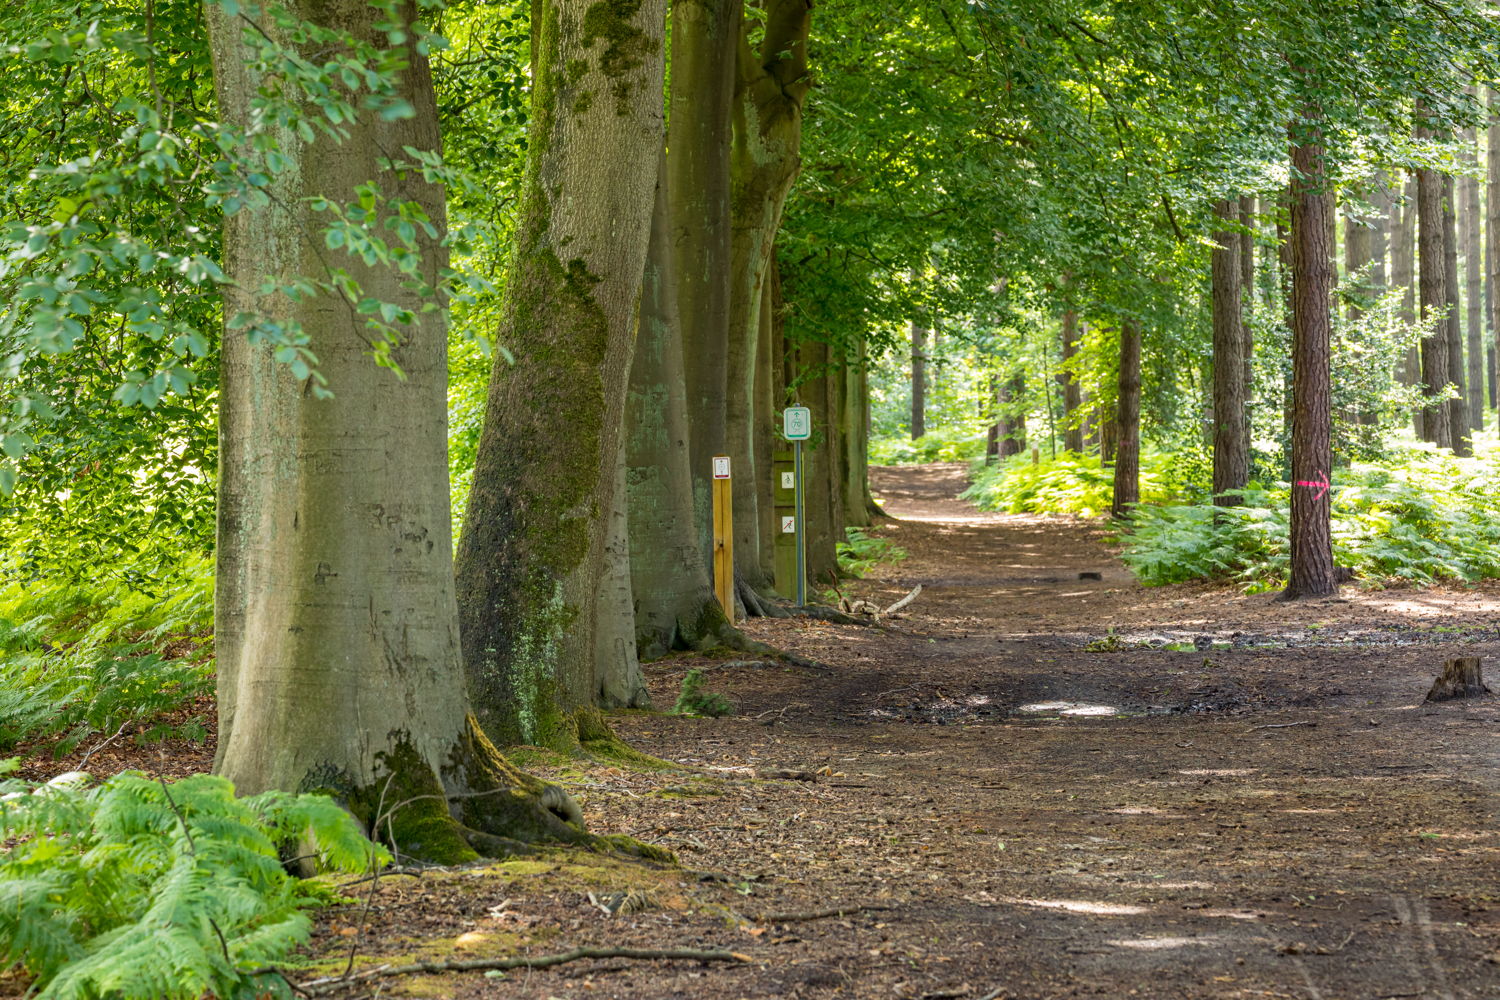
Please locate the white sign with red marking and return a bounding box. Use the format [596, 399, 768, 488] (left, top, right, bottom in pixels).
[712, 456, 731, 479]
[781, 515, 796, 534]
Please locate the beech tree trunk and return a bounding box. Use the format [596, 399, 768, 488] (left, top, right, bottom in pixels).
[1060, 311, 1083, 452]
[1417, 130, 1453, 449]
[998, 370, 1027, 458]
[1212, 199, 1249, 504]
[672, 0, 740, 569]
[727, 0, 812, 593]
[209, 0, 587, 862]
[1283, 121, 1337, 600]
[455, 0, 666, 747]
[626, 160, 730, 659]
[1110, 319, 1141, 519]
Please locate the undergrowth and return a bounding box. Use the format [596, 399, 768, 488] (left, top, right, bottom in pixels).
[1119, 447, 1500, 589]
[837, 527, 907, 577]
[962, 450, 1181, 516]
[672, 669, 734, 718]
[0, 765, 382, 999]
[870, 428, 988, 465]
[0, 557, 214, 753]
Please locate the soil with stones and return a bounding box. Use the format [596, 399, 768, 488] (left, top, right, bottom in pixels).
[16, 463, 1500, 1000]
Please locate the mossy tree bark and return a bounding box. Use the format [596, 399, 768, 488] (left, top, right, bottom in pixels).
[671, 0, 740, 571]
[455, 0, 667, 748]
[627, 155, 734, 658]
[1283, 119, 1337, 600]
[726, 0, 812, 593]
[208, 0, 589, 862]
[1110, 319, 1141, 519]
[1212, 199, 1248, 504]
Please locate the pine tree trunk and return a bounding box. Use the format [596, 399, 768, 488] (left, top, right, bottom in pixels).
[1212, 200, 1249, 504]
[1277, 188, 1296, 438]
[1238, 196, 1255, 442]
[1283, 121, 1337, 600]
[209, 0, 588, 861]
[1417, 148, 1452, 448]
[1393, 174, 1422, 436]
[1345, 191, 1375, 429]
[1060, 311, 1083, 452]
[910, 320, 927, 439]
[1111, 319, 1142, 519]
[1444, 177, 1471, 455]
[1461, 121, 1484, 429]
[455, 0, 667, 747]
[626, 163, 730, 659]
[1490, 90, 1500, 417]
[672, 0, 739, 569]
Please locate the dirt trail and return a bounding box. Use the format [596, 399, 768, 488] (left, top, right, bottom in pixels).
[325, 464, 1500, 999]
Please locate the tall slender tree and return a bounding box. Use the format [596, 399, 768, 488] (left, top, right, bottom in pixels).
[1110, 318, 1142, 519]
[910, 318, 927, 439]
[1443, 177, 1471, 454]
[1060, 311, 1084, 452]
[1212, 199, 1248, 504]
[1417, 126, 1453, 448]
[1283, 114, 1337, 600]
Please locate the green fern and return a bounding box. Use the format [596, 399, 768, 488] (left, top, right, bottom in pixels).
[672, 669, 735, 718]
[0, 768, 385, 999]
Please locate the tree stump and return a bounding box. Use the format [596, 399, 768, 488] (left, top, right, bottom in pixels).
[1425, 657, 1490, 702]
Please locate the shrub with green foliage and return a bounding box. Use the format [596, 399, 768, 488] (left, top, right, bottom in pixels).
[962, 450, 1180, 517]
[870, 428, 988, 465]
[1119, 446, 1500, 589]
[836, 527, 907, 578]
[0, 558, 213, 752]
[0, 765, 383, 999]
[672, 669, 734, 718]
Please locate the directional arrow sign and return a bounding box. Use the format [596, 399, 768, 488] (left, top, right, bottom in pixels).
[783, 406, 811, 441]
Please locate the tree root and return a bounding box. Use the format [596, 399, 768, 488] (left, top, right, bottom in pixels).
[292, 945, 750, 995]
[749, 903, 895, 923]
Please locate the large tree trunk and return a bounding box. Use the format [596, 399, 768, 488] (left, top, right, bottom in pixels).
[1283, 120, 1337, 600]
[1417, 132, 1453, 449]
[1110, 319, 1142, 519]
[1460, 121, 1484, 430]
[1371, 174, 1389, 291]
[626, 159, 732, 659]
[1444, 177, 1471, 454]
[727, 0, 812, 593]
[793, 337, 839, 586]
[672, 0, 740, 569]
[209, 0, 587, 861]
[596, 438, 647, 708]
[998, 370, 1027, 457]
[842, 339, 872, 527]
[910, 319, 927, 439]
[1212, 199, 1249, 504]
[455, 0, 666, 747]
[1060, 311, 1083, 452]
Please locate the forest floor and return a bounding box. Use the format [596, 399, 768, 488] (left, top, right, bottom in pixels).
[19, 463, 1500, 999]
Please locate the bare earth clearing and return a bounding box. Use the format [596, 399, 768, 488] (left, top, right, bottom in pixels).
[17, 463, 1500, 999]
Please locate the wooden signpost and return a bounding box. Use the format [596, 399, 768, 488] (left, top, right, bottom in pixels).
[712, 455, 734, 623]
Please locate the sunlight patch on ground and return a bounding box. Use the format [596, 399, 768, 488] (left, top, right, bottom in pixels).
[1108, 935, 1219, 950]
[1018, 701, 1119, 716]
[1003, 898, 1148, 916]
[1177, 768, 1258, 776]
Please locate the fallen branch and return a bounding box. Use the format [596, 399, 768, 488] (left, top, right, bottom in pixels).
[882, 584, 922, 615]
[296, 946, 750, 994]
[78, 721, 131, 769]
[1250, 721, 1316, 731]
[751, 903, 895, 923]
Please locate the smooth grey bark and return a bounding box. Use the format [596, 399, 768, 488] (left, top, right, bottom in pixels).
[209, 0, 585, 860]
[1212, 199, 1248, 503]
[672, 0, 740, 571]
[627, 157, 730, 658]
[726, 0, 812, 593]
[1417, 145, 1452, 449]
[455, 0, 667, 747]
[843, 339, 872, 527]
[595, 437, 647, 709]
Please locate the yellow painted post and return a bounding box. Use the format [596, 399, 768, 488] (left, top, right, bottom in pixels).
[711, 455, 734, 623]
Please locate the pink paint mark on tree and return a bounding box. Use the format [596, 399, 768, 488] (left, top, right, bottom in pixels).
[1295, 469, 1330, 502]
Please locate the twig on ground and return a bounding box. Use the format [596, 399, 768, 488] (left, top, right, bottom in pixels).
[751, 903, 895, 923]
[882, 584, 923, 615]
[78, 721, 131, 769]
[295, 945, 750, 994]
[1250, 721, 1316, 731]
[977, 988, 1006, 1000]
[334, 866, 424, 889]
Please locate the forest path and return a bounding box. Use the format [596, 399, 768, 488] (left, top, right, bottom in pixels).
[347, 464, 1499, 1000]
